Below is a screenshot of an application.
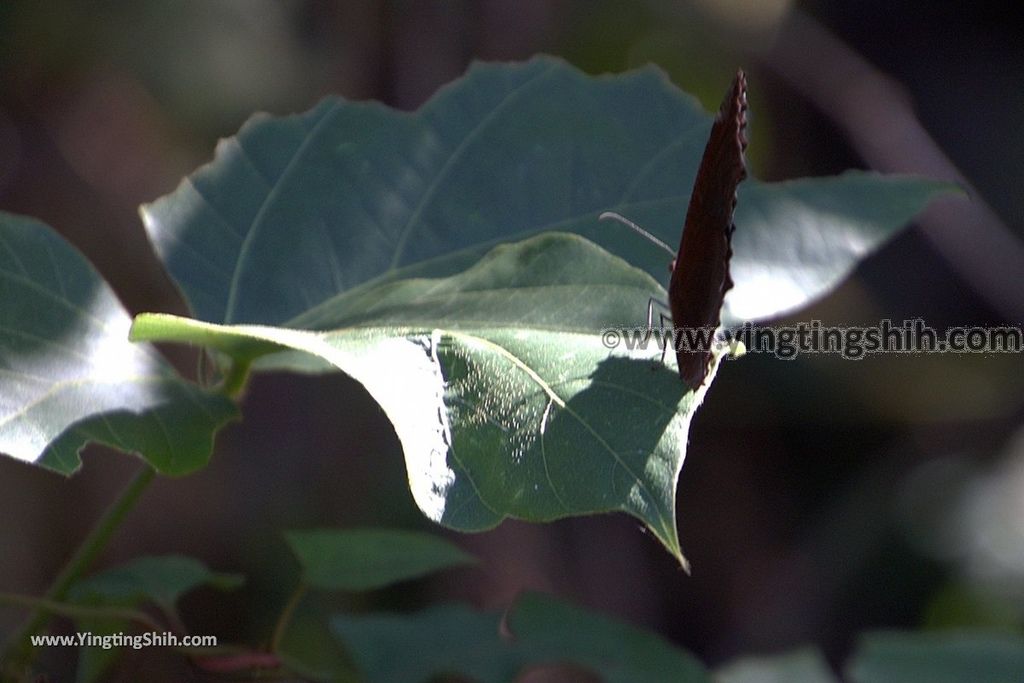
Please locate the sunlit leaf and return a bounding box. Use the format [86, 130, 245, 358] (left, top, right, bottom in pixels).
[132, 234, 702, 564]
[142, 56, 952, 331]
[135, 57, 951, 561]
[0, 212, 237, 475]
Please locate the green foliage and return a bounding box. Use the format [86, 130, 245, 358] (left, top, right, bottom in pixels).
[285, 528, 475, 591]
[141, 56, 950, 332]
[0, 57, 952, 564]
[507, 592, 709, 683]
[330, 592, 710, 683]
[0, 56, 964, 681]
[0, 212, 237, 475]
[131, 234, 704, 565]
[847, 631, 1024, 683]
[331, 604, 517, 683]
[127, 56, 950, 563]
[70, 555, 244, 608]
[67, 556, 242, 683]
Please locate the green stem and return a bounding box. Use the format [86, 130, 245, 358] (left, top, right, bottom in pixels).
[220, 357, 252, 398]
[0, 592, 165, 632]
[269, 581, 307, 653]
[1, 465, 156, 670]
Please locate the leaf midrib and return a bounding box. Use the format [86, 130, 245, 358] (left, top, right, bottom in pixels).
[224, 101, 344, 324]
[301, 283, 658, 331]
[386, 62, 560, 271]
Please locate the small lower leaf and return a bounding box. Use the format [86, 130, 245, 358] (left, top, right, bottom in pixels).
[69, 555, 244, 607]
[847, 631, 1024, 683]
[508, 592, 710, 683]
[285, 528, 474, 591]
[332, 605, 517, 683]
[330, 593, 710, 683]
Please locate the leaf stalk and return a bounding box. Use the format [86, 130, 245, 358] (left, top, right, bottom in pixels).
[1, 465, 156, 672]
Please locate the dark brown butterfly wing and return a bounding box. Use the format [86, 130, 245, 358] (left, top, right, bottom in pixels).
[668, 70, 748, 389]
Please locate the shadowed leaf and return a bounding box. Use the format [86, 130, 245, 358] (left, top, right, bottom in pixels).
[285, 528, 474, 591]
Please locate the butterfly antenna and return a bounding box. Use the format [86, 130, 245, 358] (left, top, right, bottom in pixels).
[599, 211, 677, 258]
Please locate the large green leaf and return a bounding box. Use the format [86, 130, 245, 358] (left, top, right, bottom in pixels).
[285, 528, 474, 592]
[329, 592, 710, 683]
[721, 173, 957, 322]
[141, 56, 952, 331]
[134, 57, 951, 561]
[846, 631, 1024, 683]
[132, 233, 700, 564]
[0, 212, 237, 475]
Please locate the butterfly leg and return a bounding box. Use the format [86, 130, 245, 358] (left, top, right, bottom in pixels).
[646, 297, 671, 330]
[645, 297, 673, 367]
[658, 312, 674, 365]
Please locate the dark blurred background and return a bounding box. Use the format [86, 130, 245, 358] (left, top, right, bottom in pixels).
[2, 0, 1023, 679]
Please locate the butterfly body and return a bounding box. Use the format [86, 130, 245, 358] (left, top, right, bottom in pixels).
[669, 70, 748, 388]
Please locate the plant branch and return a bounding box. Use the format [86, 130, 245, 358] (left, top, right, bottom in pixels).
[1, 464, 156, 669]
[220, 357, 252, 398]
[758, 10, 1024, 322]
[0, 592, 165, 632]
[269, 581, 308, 653]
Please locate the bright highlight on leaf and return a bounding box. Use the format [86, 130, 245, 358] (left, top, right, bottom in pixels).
[0, 212, 236, 476]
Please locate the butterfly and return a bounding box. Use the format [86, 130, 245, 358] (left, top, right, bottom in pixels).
[603, 70, 748, 389]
